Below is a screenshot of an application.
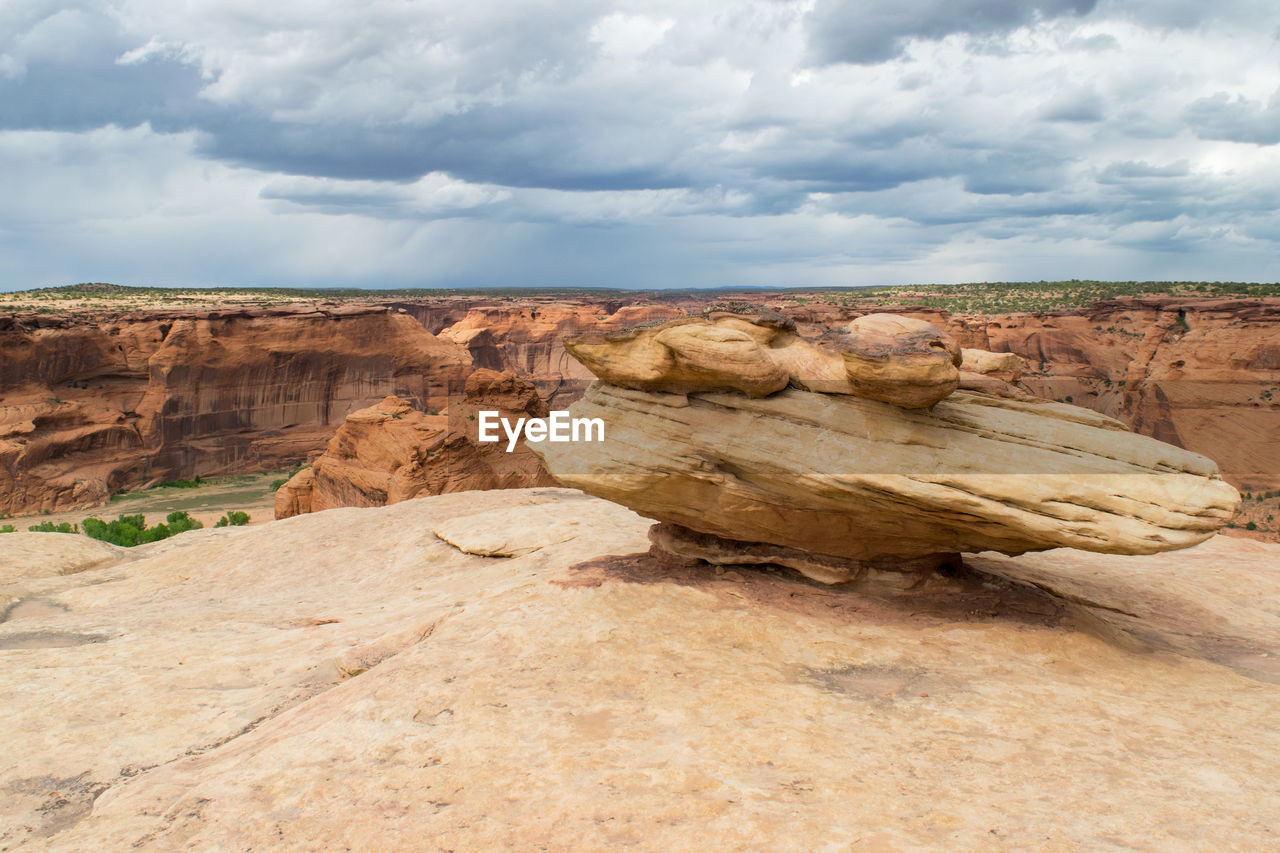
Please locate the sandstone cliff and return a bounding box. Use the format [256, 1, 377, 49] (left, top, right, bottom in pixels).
[3, 293, 1276, 519]
[275, 370, 556, 518]
[2, 489, 1277, 850]
[0, 306, 472, 515]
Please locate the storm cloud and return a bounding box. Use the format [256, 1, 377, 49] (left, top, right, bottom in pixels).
[0, 0, 1277, 289]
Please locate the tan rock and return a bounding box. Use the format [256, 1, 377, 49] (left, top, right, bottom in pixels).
[0, 532, 126, 584]
[826, 314, 962, 408]
[434, 503, 596, 557]
[1, 490, 1277, 850]
[534, 382, 1240, 564]
[564, 316, 790, 397]
[563, 312, 970, 409]
[649, 523, 959, 586]
[961, 347, 1025, 382]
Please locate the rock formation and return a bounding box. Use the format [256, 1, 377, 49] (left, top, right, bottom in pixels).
[0, 306, 473, 515]
[3, 293, 1276, 520]
[275, 369, 557, 518]
[434, 301, 687, 404]
[2, 489, 1278, 850]
[535, 313, 1241, 582]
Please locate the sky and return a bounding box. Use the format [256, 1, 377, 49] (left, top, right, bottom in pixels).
[1, 0, 1278, 291]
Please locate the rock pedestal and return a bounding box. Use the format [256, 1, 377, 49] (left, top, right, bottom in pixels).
[533, 312, 1241, 582]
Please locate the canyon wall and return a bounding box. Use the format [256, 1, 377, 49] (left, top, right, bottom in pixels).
[945, 298, 1280, 492]
[2, 294, 1276, 515]
[0, 306, 471, 514]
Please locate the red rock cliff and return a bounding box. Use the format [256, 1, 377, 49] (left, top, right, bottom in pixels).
[275, 369, 557, 518]
[0, 306, 471, 514]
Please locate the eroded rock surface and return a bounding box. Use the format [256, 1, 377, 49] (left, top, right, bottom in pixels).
[562, 311, 965, 408]
[275, 369, 556, 518]
[1, 489, 1277, 850]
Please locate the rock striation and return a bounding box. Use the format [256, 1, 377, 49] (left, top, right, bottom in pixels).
[535, 313, 1241, 581]
[275, 369, 556, 518]
[0, 306, 472, 515]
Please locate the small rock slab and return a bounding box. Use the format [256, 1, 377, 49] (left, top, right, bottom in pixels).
[433, 504, 592, 557]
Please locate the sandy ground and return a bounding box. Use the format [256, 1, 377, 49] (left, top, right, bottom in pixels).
[2, 470, 285, 534]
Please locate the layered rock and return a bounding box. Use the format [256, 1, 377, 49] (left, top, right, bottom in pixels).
[3, 292, 1276, 520]
[435, 301, 687, 404]
[563, 310, 964, 407]
[0, 306, 473, 515]
[275, 369, 556, 518]
[535, 313, 1241, 581]
[964, 297, 1280, 491]
[3, 490, 1278, 850]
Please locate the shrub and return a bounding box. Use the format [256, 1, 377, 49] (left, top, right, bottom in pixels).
[270, 479, 288, 492]
[1246, 521, 1258, 531]
[0, 524, 14, 533]
[157, 476, 203, 489]
[166, 511, 203, 534]
[214, 510, 250, 527]
[83, 512, 202, 547]
[27, 521, 77, 534]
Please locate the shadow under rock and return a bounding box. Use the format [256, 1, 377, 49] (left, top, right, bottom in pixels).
[562, 546, 1280, 685]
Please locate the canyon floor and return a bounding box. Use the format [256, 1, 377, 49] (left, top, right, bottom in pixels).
[1, 488, 1277, 851]
[2, 470, 286, 533]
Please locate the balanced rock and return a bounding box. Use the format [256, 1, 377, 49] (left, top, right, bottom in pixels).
[535, 314, 1241, 582]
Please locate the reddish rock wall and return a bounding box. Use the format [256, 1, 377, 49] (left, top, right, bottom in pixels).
[275, 370, 557, 518]
[0, 306, 471, 514]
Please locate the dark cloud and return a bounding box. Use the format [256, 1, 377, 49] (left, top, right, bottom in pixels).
[0, 4, 206, 132]
[1184, 90, 1280, 145]
[0, 0, 1277, 289]
[1039, 88, 1107, 122]
[805, 0, 1098, 65]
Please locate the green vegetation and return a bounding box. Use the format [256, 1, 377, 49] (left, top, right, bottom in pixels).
[214, 511, 250, 527]
[82, 511, 203, 547]
[156, 476, 203, 489]
[4, 280, 1279, 319]
[0, 524, 14, 533]
[28, 521, 78, 533]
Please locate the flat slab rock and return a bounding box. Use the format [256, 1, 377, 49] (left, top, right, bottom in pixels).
[1, 489, 1277, 851]
[535, 382, 1239, 564]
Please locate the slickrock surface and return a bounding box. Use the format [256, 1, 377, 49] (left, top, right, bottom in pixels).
[275, 369, 556, 518]
[537, 313, 1240, 573]
[0, 489, 1277, 851]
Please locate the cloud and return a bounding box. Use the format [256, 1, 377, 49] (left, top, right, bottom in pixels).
[1039, 87, 1107, 122]
[805, 0, 1098, 65]
[1184, 89, 1280, 145]
[0, 0, 1278, 290]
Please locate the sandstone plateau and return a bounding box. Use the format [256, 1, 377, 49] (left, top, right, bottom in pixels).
[535, 313, 1240, 581]
[275, 369, 556, 518]
[1, 489, 1278, 850]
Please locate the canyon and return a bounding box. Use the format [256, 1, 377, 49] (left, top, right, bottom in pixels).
[2, 291, 1277, 517]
